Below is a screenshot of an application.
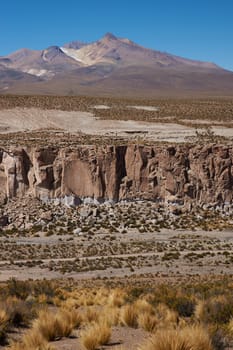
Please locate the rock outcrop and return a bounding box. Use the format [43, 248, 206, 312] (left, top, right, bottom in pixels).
[0, 144, 233, 206]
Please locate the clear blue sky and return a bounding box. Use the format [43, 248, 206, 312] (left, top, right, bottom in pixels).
[1, 0, 233, 71]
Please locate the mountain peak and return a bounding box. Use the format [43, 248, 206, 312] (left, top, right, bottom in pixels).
[102, 32, 118, 41]
[63, 41, 87, 50]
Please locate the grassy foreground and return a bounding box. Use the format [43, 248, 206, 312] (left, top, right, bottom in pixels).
[0, 276, 233, 349]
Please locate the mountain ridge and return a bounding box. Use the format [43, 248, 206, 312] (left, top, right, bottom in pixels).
[0, 33, 232, 97]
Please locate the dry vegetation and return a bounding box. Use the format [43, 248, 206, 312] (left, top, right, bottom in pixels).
[0, 277, 231, 349]
[1, 95, 233, 125]
[1, 198, 233, 280]
[0, 95, 232, 148]
[0, 130, 128, 149]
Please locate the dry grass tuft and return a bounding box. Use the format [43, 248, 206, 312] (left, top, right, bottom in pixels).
[21, 329, 48, 349]
[155, 303, 179, 325]
[120, 304, 138, 328]
[2, 296, 34, 327]
[80, 322, 112, 350]
[93, 287, 109, 305]
[228, 318, 233, 336]
[194, 296, 233, 324]
[8, 329, 55, 350]
[108, 289, 126, 307]
[134, 299, 155, 315]
[138, 312, 159, 332]
[138, 325, 213, 350]
[33, 309, 61, 341]
[0, 309, 10, 326]
[101, 305, 120, 326]
[84, 306, 100, 324]
[33, 308, 74, 341]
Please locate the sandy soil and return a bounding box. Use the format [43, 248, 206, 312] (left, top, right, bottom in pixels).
[52, 326, 147, 350]
[0, 107, 232, 142]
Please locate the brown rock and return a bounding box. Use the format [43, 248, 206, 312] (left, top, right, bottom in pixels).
[0, 143, 233, 206]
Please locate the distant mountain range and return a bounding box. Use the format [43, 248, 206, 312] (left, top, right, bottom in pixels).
[0, 33, 233, 97]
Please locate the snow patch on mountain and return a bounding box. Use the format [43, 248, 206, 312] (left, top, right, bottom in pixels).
[128, 105, 159, 112]
[60, 47, 87, 65]
[23, 68, 54, 77]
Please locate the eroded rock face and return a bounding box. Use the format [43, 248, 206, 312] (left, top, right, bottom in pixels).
[0, 144, 233, 206]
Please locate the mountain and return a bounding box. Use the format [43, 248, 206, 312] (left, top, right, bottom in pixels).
[0, 33, 233, 97]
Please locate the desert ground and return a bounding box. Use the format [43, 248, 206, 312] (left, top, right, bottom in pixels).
[1, 106, 233, 142]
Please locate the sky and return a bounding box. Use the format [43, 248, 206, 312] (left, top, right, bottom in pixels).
[0, 0, 233, 71]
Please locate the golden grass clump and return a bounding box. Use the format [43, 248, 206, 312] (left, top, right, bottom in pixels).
[134, 299, 155, 315]
[0, 309, 10, 326]
[120, 304, 138, 328]
[155, 303, 179, 325]
[80, 326, 99, 350]
[138, 312, 159, 332]
[108, 289, 126, 307]
[57, 308, 82, 329]
[93, 287, 109, 305]
[61, 297, 80, 309]
[84, 306, 100, 324]
[33, 308, 74, 341]
[0, 296, 34, 328]
[78, 291, 96, 306]
[227, 318, 233, 336]
[20, 329, 48, 349]
[138, 325, 213, 350]
[8, 329, 55, 350]
[101, 305, 120, 326]
[80, 322, 112, 350]
[52, 296, 63, 307]
[194, 295, 233, 324]
[37, 294, 49, 304]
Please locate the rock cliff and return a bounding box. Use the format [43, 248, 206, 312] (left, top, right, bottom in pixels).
[0, 144, 233, 206]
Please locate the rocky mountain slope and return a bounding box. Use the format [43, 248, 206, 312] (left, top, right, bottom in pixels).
[1, 144, 232, 207]
[0, 33, 233, 96]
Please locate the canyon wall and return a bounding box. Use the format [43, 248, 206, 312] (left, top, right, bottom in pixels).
[0, 144, 232, 206]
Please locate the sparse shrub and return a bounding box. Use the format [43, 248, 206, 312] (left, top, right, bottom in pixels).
[6, 279, 31, 299]
[195, 296, 233, 324]
[0, 297, 35, 328]
[172, 296, 195, 317]
[209, 325, 226, 350]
